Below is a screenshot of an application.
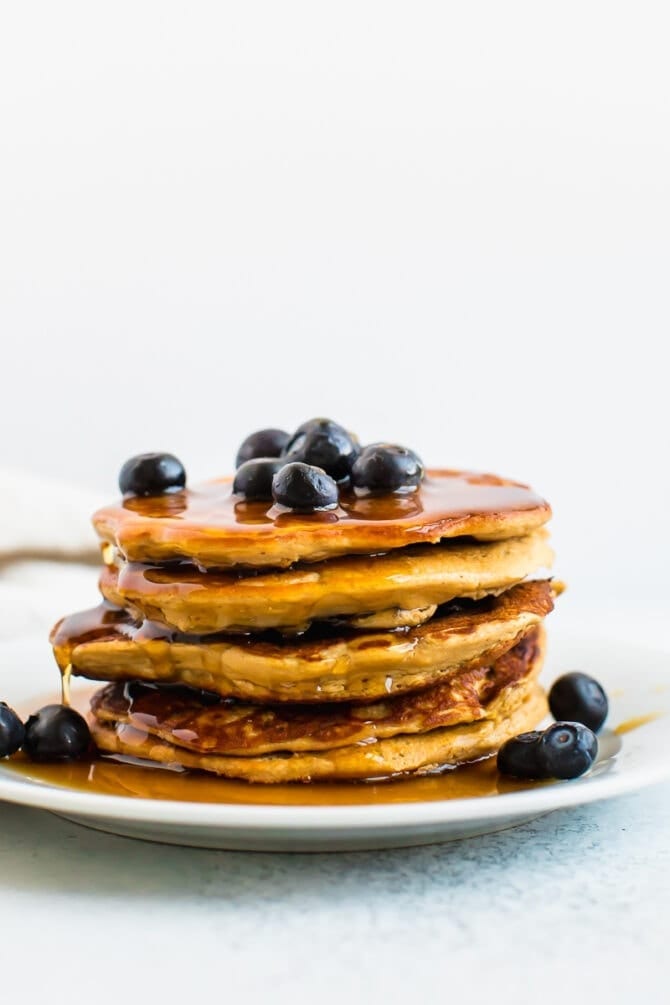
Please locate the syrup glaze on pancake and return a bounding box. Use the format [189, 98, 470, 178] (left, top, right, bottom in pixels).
[51, 580, 555, 703]
[93, 469, 551, 569]
[91, 680, 548, 783]
[98, 531, 553, 634]
[45, 442, 557, 787]
[91, 627, 543, 756]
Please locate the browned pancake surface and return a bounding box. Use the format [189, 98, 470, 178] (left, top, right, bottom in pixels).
[93, 469, 551, 569]
[52, 580, 554, 702]
[92, 680, 547, 782]
[91, 627, 542, 756]
[99, 531, 553, 634]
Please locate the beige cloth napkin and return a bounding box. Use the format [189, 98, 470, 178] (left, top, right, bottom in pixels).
[0, 468, 103, 640]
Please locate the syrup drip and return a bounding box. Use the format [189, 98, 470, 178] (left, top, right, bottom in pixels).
[60, 664, 72, 706]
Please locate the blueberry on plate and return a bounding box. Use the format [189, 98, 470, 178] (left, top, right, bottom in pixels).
[0, 702, 25, 758]
[283, 419, 359, 482]
[497, 730, 545, 779]
[548, 672, 609, 733]
[235, 428, 290, 468]
[537, 722, 598, 780]
[23, 705, 93, 762]
[233, 458, 285, 501]
[351, 443, 424, 494]
[272, 462, 339, 512]
[119, 452, 186, 497]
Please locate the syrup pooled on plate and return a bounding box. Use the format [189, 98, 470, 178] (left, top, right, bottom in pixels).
[7, 737, 536, 806]
[93, 468, 551, 570]
[4, 684, 544, 805]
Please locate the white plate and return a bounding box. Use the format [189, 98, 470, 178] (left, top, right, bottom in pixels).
[0, 632, 668, 851]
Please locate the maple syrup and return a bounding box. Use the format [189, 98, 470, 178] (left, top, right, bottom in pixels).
[93, 469, 551, 569]
[5, 684, 539, 805]
[6, 739, 536, 806]
[614, 713, 661, 735]
[12, 750, 527, 805]
[6, 682, 654, 805]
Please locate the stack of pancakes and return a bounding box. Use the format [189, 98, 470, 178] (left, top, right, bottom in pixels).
[50, 470, 556, 783]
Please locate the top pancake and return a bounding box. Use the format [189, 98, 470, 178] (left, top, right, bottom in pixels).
[93, 469, 551, 569]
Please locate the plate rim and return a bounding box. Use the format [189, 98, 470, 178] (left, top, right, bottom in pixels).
[0, 632, 668, 833]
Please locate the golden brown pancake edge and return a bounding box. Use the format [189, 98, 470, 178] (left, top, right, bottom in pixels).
[52, 580, 554, 702]
[98, 530, 553, 634]
[93, 469, 551, 569]
[90, 626, 544, 756]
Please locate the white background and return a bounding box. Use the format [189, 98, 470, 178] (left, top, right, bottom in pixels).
[0, 5, 669, 1002]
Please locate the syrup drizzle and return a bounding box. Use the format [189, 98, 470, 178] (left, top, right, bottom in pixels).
[93, 469, 551, 569]
[614, 713, 662, 735]
[117, 471, 548, 529]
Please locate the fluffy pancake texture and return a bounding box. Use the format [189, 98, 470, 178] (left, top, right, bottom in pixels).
[91, 627, 544, 757]
[52, 580, 554, 702]
[99, 530, 553, 634]
[93, 469, 551, 569]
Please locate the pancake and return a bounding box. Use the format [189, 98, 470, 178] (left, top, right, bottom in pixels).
[91, 626, 544, 756]
[99, 530, 553, 634]
[91, 666, 548, 782]
[52, 580, 555, 702]
[93, 469, 551, 570]
[345, 606, 437, 629]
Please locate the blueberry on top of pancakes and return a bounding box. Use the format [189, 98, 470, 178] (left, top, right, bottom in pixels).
[235, 428, 290, 468]
[119, 452, 186, 497]
[283, 418, 359, 482]
[351, 443, 424, 494]
[272, 461, 339, 511]
[233, 457, 285, 502]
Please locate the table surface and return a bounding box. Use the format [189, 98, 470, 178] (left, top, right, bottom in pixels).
[1, 599, 668, 1003]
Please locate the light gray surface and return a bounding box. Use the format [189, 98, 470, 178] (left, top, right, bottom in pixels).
[2, 783, 669, 1003]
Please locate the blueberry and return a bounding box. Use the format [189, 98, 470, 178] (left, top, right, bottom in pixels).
[235, 428, 290, 468]
[119, 453, 186, 497]
[23, 705, 93, 762]
[537, 722, 598, 780]
[351, 443, 424, 494]
[272, 462, 339, 511]
[233, 458, 284, 501]
[548, 672, 609, 733]
[0, 702, 25, 758]
[497, 730, 545, 779]
[283, 419, 359, 482]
